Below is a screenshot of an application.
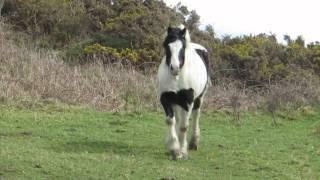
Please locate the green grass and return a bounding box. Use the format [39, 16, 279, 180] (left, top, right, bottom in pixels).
[0, 104, 320, 180]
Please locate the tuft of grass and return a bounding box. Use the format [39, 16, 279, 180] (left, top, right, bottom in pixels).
[313, 125, 320, 136]
[1, 104, 320, 179]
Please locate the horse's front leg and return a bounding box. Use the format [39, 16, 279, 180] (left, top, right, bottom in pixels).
[178, 103, 193, 159]
[161, 93, 181, 160]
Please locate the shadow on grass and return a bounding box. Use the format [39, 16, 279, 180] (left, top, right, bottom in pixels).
[0, 131, 33, 137]
[51, 140, 164, 159]
[53, 140, 135, 154]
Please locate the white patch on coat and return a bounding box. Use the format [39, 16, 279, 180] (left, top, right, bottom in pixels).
[168, 40, 184, 75]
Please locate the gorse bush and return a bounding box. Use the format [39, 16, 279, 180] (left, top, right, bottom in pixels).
[83, 43, 139, 63]
[217, 34, 320, 86]
[3, 0, 90, 47]
[64, 42, 159, 67]
[3, 0, 177, 68]
[2, 0, 182, 48]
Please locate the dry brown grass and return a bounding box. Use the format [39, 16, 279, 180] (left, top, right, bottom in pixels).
[204, 75, 320, 111]
[203, 79, 263, 111]
[0, 21, 158, 111]
[268, 74, 320, 108]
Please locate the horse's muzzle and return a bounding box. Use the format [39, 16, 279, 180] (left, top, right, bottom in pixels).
[170, 65, 180, 76]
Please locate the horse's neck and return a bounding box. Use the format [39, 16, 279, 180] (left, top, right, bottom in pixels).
[190, 43, 207, 51]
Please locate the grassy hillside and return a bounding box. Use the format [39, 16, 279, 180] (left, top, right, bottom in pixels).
[1, 104, 320, 179]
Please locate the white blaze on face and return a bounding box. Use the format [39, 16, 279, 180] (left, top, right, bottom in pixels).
[169, 40, 183, 76]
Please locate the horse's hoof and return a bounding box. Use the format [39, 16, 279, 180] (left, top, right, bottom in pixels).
[169, 150, 181, 160]
[181, 153, 189, 160]
[188, 143, 198, 151]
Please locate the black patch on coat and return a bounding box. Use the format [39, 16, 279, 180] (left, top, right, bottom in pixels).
[193, 97, 202, 110]
[160, 92, 175, 118]
[193, 85, 207, 110]
[195, 49, 209, 74]
[160, 88, 194, 117]
[178, 47, 185, 68]
[163, 27, 187, 68]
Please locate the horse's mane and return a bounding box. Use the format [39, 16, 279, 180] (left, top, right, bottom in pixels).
[163, 24, 191, 48]
[177, 24, 191, 46]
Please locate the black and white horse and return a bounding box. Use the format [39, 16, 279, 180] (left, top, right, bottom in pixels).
[158, 25, 209, 160]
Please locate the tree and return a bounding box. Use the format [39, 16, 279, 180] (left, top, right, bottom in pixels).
[186, 10, 200, 33]
[175, 2, 189, 16]
[205, 24, 215, 38]
[295, 35, 305, 47]
[284, 35, 292, 46]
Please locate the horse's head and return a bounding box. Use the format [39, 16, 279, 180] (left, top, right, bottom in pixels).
[163, 25, 190, 76]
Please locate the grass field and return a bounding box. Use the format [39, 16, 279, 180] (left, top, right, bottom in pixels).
[0, 103, 320, 180]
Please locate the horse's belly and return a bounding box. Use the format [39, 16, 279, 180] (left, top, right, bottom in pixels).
[186, 72, 207, 97]
[158, 73, 207, 97]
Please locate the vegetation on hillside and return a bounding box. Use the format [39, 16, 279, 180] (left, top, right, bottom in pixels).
[3, 0, 320, 82]
[1, 0, 320, 111]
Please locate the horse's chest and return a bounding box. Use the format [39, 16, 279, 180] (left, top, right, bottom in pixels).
[160, 75, 202, 94]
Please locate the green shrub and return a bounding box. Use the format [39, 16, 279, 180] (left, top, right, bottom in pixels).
[91, 33, 132, 49]
[3, 0, 91, 47]
[64, 39, 160, 67]
[64, 39, 94, 64]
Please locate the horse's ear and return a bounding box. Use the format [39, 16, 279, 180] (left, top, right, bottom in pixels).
[180, 27, 191, 44]
[180, 28, 187, 38]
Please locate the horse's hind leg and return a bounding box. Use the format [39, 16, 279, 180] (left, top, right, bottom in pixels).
[189, 96, 203, 150]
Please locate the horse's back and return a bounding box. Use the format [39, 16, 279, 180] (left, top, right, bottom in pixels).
[191, 43, 209, 73]
[182, 46, 208, 97]
[191, 43, 207, 52]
